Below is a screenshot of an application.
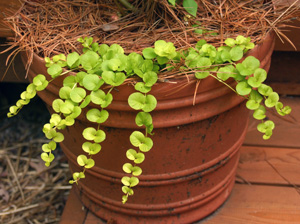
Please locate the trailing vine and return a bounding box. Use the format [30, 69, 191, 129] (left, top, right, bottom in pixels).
[8, 35, 291, 203]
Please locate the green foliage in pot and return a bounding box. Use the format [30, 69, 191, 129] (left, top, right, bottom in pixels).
[7, 34, 291, 203]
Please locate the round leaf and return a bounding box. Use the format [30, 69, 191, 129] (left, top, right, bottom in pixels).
[230, 46, 243, 61]
[86, 108, 109, 123]
[236, 81, 251, 96]
[142, 47, 156, 59]
[70, 87, 86, 103]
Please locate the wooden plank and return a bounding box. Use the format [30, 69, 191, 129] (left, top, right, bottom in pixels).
[268, 83, 300, 96]
[199, 184, 300, 224]
[237, 146, 300, 186]
[244, 97, 300, 148]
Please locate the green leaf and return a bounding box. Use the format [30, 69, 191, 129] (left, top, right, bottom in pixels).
[50, 113, 62, 126]
[70, 87, 86, 103]
[71, 171, 85, 181]
[77, 155, 95, 169]
[53, 132, 64, 142]
[230, 46, 243, 61]
[128, 92, 145, 110]
[82, 74, 104, 91]
[33, 74, 49, 91]
[242, 56, 260, 72]
[121, 176, 130, 186]
[26, 83, 36, 94]
[80, 95, 91, 109]
[67, 52, 80, 68]
[225, 38, 236, 47]
[122, 195, 128, 204]
[41, 153, 54, 166]
[126, 149, 145, 164]
[80, 50, 100, 71]
[47, 64, 63, 78]
[195, 39, 207, 50]
[156, 56, 169, 65]
[246, 99, 260, 110]
[128, 93, 157, 112]
[82, 127, 106, 143]
[142, 47, 157, 59]
[257, 120, 275, 140]
[82, 142, 101, 155]
[220, 51, 232, 63]
[258, 84, 273, 96]
[98, 44, 109, 56]
[134, 82, 152, 94]
[102, 71, 126, 86]
[247, 68, 267, 88]
[60, 100, 75, 115]
[168, 0, 176, 6]
[121, 176, 139, 187]
[86, 108, 109, 123]
[183, 0, 198, 17]
[195, 71, 210, 79]
[42, 141, 57, 153]
[64, 116, 75, 126]
[143, 94, 157, 112]
[122, 186, 134, 196]
[101, 58, 121, 71]
[63, 76, 77, 88]
[135, 112, 152, 127]
[236, 63, 252, 77]
[59, 86, 72, 100]
[123, 163, 142, 176]
[236, 35, 248, 45]
[82, 127, 97, 140]
[265, 92, 279, 108]
[275, 102, 291, 116]
[246, 90, 263, 110]
[217, 65, 236, 81]
[154, 40, 177, 59]
[52, 99, 64, 113]
[123, 163, 133, 174]
[236, 81, 252, 96]
[131, 166, 142, 176]
[90, 90, 113, 108]
[130, 131, 153, 152]
[143, 71, 158, 87]
[253, 105, 266, 120]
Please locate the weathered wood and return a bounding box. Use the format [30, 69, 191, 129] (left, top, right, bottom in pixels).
[237, 146, 300, 186]
[200, 184, 300, 224]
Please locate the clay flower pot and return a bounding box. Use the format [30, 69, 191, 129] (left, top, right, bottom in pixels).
[21, 31, 275, 223]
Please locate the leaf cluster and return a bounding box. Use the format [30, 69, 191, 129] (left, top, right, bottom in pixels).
[7, 35, 291, 204]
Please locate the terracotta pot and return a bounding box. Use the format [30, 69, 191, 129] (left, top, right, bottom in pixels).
[21, 31, 275, 223]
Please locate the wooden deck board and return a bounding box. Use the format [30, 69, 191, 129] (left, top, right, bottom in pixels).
[237, 146, 300, 186]
[200, 184, 300, 224]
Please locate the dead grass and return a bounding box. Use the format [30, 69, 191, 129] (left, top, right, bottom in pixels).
[0, 92, 71, 224]
[3, 0, 299, 68]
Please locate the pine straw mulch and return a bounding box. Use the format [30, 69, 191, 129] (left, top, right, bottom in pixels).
[3, 0, 300, 69]
[0, 85, 71, 224]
